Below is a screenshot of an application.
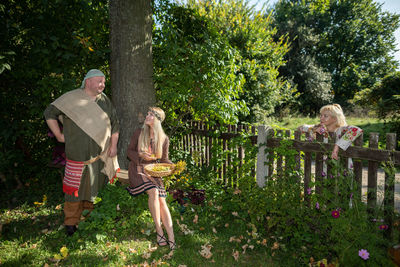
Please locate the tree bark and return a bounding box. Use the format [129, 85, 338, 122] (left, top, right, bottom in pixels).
[110, 0, 155, 168]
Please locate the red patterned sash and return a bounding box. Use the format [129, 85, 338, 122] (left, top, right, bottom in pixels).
[63, 159, 85, 197]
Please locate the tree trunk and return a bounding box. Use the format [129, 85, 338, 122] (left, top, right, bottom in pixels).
[110, 0, 155, 168]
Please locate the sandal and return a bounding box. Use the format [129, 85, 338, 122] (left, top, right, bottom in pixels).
[168, 240, 177, 250]
[157, 233, 168, 246]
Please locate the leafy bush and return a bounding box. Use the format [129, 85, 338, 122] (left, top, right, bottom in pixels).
[78, 183, 153, 240]
[353, 71, 400, 139]
[169, 132, 397, 265]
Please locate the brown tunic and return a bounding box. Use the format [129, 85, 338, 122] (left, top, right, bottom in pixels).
[126, 128, 172, 197]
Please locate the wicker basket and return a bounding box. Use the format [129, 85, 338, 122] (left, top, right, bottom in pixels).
[144, 163, 176, 177]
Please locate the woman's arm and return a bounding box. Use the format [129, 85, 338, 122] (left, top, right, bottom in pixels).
[332, 126, 363, 159]
[127, 129, 140, 165]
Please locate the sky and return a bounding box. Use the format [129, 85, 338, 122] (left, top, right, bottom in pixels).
[250, 0, 400, 63]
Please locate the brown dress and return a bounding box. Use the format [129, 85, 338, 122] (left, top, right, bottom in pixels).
[126, 128, 172, 198]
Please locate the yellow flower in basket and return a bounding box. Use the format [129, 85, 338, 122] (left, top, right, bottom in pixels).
[144, 163, 175, 177]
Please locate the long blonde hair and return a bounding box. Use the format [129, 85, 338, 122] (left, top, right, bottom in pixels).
[320, 104, 347, 128]
[138, 107, 167, 159]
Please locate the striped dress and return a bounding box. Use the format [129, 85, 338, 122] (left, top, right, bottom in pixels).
[126, 128, 172, 198]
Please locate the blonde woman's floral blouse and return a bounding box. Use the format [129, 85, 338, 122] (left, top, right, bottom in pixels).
[299, 125, 363, 151]
[335, 126, 363, 151]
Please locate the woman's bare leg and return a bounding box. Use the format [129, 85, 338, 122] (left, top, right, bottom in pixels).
[159, 197, 175, 248]
[147, 188, 166, 245]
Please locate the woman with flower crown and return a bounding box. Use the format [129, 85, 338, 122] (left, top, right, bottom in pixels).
[126, 107, 176, 250]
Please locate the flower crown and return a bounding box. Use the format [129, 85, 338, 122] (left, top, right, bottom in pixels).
[149, 108, 162, 122]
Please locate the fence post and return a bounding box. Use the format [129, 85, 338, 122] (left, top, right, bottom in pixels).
[256, 125, 270, 187]
[251, 126, 257, 178]
[353, 133, 363, 200]
[367, 132, 379, 212]
[315, 134, 324, 195]
[304, 132, 312, 205]
[384, 133, 396, 240]
[294, 130, 301, 171]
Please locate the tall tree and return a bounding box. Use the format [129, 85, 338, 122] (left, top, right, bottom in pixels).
[273, 0, 400, 112]
[188, 0, 294, 122]
[110, 0, 155, 168]
[273, 1, 333, 115]
[153, 1, 248, 128]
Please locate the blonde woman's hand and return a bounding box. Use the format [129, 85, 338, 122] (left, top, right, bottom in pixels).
[139, 152, 155, 161]
[331, 145, 339, 160]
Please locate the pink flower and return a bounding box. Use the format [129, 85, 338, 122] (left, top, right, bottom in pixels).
[331, 210, 340, 218]
[321, 171, 326, 177]
[316, 202, 320, 209]
[379, 224, 389, 230]
[307, 188, 312, 195]
[358, 249, 369, 260]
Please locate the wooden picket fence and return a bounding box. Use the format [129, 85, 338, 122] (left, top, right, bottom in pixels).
[171, 122, 258, 185]
[172, 122, 400, 213]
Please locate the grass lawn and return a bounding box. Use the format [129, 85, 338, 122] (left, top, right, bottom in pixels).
[1, 116, 398, 266]
[0, 176, 277, 267]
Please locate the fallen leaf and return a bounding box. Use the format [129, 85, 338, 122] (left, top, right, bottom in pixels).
[60, 246, 68, 258]
[129, 247, 137, 253]
[272, 242, 280, 250]
[148, 246, 158, 252]
[193, 215, 198, 224]
[212, 227, 217, 234]
[142, 252, 151, 259]
[199, 227, 205, 231]
[242, 244, 249, 254]
[55, 204, 62, 210]
[163, 250, 174, 260]
[116, 204, 120, 211]
[232, 250, 239, 261]
[233, 189, 241, 195]
[53, 254, 62, 260]
[232, 212, 239, 217]
[199, 244, 213, 259]
[225, 223, 229, 228]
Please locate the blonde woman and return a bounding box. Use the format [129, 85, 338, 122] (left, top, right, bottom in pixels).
[126, 107, 176, 250]
[298, 104, 363, 160]
[298, 104, 363, 208]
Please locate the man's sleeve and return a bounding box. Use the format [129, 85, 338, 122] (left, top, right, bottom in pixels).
[44, 104, 62, 120]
